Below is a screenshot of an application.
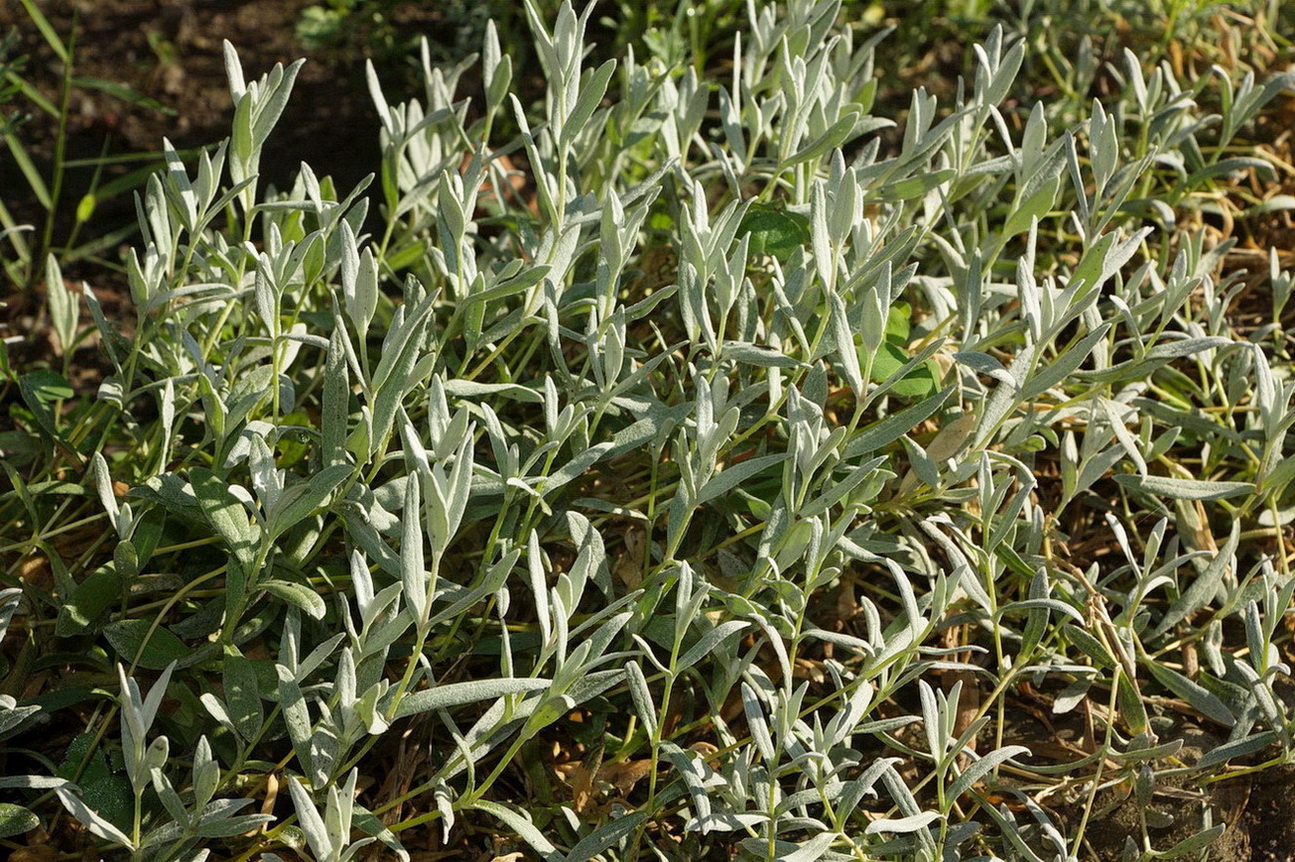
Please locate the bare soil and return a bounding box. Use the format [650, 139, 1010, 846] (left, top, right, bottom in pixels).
[0, 0, 446, 269]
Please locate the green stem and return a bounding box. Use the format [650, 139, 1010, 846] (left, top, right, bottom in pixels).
[37, 12, 77, 276]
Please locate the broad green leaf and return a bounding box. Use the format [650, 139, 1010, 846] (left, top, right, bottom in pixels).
[739, 205, 810, 262]
[19, 370, 73, 441]
[886, 303, 911, 342]
[0, 803, 38, 838]
[56, 563, 122, 636]
[870, 342, 939, 398]
[103, 619, 190, 670]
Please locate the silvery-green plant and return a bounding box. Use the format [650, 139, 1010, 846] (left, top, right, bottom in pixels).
[8, 0, 1295, 860]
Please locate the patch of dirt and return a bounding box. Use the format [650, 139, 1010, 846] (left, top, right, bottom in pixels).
[1231, 764, 1295, 862]
[1052, 737, 1295, 861]
[0, 0, 459, 265]
[0, 0, 451, 400]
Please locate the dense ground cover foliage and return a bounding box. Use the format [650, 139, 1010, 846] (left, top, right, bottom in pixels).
[2, 1, 1295, 859]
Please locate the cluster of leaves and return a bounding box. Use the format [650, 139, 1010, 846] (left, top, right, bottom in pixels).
[3, 0, 1295, 860]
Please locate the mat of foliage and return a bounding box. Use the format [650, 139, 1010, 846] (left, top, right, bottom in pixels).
[2, 0, 1295, 860]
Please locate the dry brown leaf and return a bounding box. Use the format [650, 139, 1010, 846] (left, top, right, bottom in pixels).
[613, 526, 645, 589]
[565, 762, 597, 813]
[10, 847, 57, 862]
[597, 758, 654, 796]
[792, 657, 826, 683]
[898, 413, 976, 497]
[254, 772, 278, 836]
[16, 554, 51, 592]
